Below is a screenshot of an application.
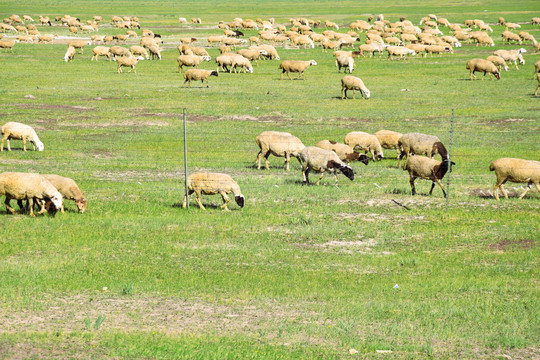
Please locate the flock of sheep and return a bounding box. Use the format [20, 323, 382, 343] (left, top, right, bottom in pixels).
[1, 12, 539, 212]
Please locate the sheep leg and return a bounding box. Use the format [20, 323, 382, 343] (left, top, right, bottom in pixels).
[195, 192, 206, 210]
[316, 173, 324, 185]
[128, 65, 135, 73]
[181, 78, 189, 87]
[470, 70, 475, 81]
[286, 71, 292, 80]
[302, 168, 310, 185]
[431, 179, 446, 197]
[409, 176, 417, 195]
[535, 83, 540, 96]
[255, 151, 263, 169]
[203, 79, 209, 88]
[341, 87, 347, 99]
[4, 197, 17, 215]
[285, 153, 290, 171]
[0, 135, 6, 151]
[22, 139, 27, 152]
[220, 192, 230, 211]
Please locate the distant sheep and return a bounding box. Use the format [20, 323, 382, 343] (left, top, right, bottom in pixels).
[1, 122, 44, 152]
[398, 132, 448, 168]
[177, 54, 210, 72]
[299, 146, 355, 185]
[255, 131, 305, 171]
[116, 56, 144, 73]
[490, 158, 540, 200]
[129, 45, 149, 60]
[404, 156, 454, 197]
[0, 172, 62, 216]
[182, 172, 244, 211]
[486, 55, 509, 72]
[182, 69, 218, 88]
[344, 131, 383, 161]
[278, 60, 317, 80]
[68, 39, 91, 54]
[110, 46, 131, 58]
[64, 46, 76, 62]
[0, 39, 18, 52]
[315, 140, 369, 164]
[493, 48, 526, 70]
[386, 45, 416, 59]
[92, 46, 112, 61]
[341, 75, 370, 100]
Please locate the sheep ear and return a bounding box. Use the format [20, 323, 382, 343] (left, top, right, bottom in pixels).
[329, 140, 337, 145]
[326, 160, 337, 169]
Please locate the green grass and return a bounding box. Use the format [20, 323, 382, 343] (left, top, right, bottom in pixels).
[0, 1, 539, 358]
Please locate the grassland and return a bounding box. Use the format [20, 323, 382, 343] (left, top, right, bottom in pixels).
[0, 1, 539, 358]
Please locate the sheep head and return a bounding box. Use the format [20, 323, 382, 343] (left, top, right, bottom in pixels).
[235, 195, 245, 208]
[76, 199, 87, 213]
[34, 139, 44, 151]
[327, 161, 355, 181]
[309, 60, 317, 66]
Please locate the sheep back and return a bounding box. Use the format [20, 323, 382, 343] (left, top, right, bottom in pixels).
[344, 131, 383, 159]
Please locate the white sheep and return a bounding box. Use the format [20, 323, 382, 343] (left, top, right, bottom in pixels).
[535, 73, 540, 96]
[255, 131, 305, 171]
[397, 132, 449, 168]
[177, 54, 210, 72]
[110, 46, 132, 58]
[425, 44, 453, 56]
[0, 172, 63, 216]
[0, 39, 18, 52]
[64, 46, 76, 62]
[216, 54, 241, 73]
[335, 54, 354, 73]
[489, 158, 540, 200]
[386, 45, 416, 60]
[91, 46, 112, 61]
[116, 56, 144, 73]
[68, 39, 91, 54]
[278, 60, 317, 80]
[404, 156, 455, 197]
[493, 48, 526, 70]
[486, 55, 509, 72]
[299, 146, 355, 185]
[147, 44, 161, 60]
[502, 30, 522, 45]
[182, 69, 218, 88]
[182, 172, 245, 211]
[344, 131, 383, 161]
[250, 44, 280, 60]
[230, 55, 253, 73]
[315, 140, 369, 164]
[374, 130, 403, 157]
[358, 42, 386, 57]
[42, 174, 87, 213]
[534, 60, 540, 80]
[237, 48, 267, 65]
[466, 58, 500, 80]
[129, 45, 149, 60]
[341, 75, 370, 100]
[1, 122, 44, 152]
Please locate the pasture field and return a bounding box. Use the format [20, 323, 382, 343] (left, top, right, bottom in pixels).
[0, 0, 539, 358]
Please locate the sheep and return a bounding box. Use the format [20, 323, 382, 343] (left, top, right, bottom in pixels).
[1, 122, 44, 152]
[441, 35, 462, 47]
[293, 35, 315, 48]
[222, 37, 247, 48]
[374, 130, 403, 158]
[64, 46, 76, 62]
[315, 140, 369, 164]
[493, 48, 526, 70]
[110, 46, 132, 58]
[490, 158, 540, 200]
[341, 75, 370, 100]
[182, 172, 244, 211]
[208, 35, 225, 46]
[321, 40, 343, 52]
[335, 54, 354, 73]
[41, 174, 87, 213]
[39, 16, 51, 26]
[182, 69, 218, 88]
[502, 30, 522, 45]
[23, 15, 34, 22]
[68, 40, 91, 54]
[325, 20, 339, 30]
[190, 46, 210, 57]
[486, 55, 509, 72]
[299, 146, 355, 185]
[405, 43, 427, 56]
[252, 44, 279, 60]
[466, 58, 500, 80]
[475, 33, 495, 47]
[140, 37, 158, 49]
[180, 37, 197, 44]
[17, 35, 34, 43]
[219, 45, 231, 54]
[129, 45, 149, 60]
[231, 55, 253, 73]
[386, 45, 416, 60]
[179, 17, 188, 24]
[177, 54, 211, 73]
[216, 54, 239, 72]
[535, 42, 540, 53]
[533, 17, 540, 25]
[534, 73, 540, 96]
[404, 156, 455, 197]
[91, 35, 105, 44]
[359, 42, 386, 57]
[518, 31, 537, 44]
[255, 131, 305, 171]
[504, 22, 520, 30]
[278, 60, 317, 80]
[114, 34, 130, 43]
[533, 60, 540, 79]
[116, 56, 144, 73]
[237, 48, 267, 65]
[425, 44, 453, 56]
[0, 172, 62, 216]
[344, 131, 383, 161]
[147, 44, 161, 60]
[92, 46, 112, 61]
[0, 39, 18, 52]
[397, 132, 449, 168]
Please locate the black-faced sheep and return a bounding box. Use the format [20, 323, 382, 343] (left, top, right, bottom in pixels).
[182, 172, 244, 211]
[404, 156, 454, 197]
[397, 132, 448, 168]
[344, 131, 383, 161]
[489, 158, 540, 200]
[300, 146, 354, 185]
[315, 140, 369, 164]
[255, 131, 305, 171]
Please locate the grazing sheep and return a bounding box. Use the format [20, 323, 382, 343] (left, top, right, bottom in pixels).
[466, 58, 500, 80]
[177, 54, 210, 72]
[216, 54, 240, 72]
[425, 44, 453, 56]
[147, 44, 161, 60]
[129, 45, 149, 60]
[179, 17, 188, 24]
[180, 37, 197, 44]
[404, 156, 454, 197]
[493, 48, 526, 70]
[116, 56, 144, 73]
[325, 20, 339, 30]
[533, 17, 540, 25]
[110, 46, 132, 58]
[300, 146, 355, 185]
[0, 172, 62, 216]
[92, 46, 112, 61]
[490, 158, 540, 200]
[189, 46, 210, 57]
[486, 55, 509, 72]
[114, 34, 129, 43]
[68, 40, 91, 54]
[140, 37, 158, 49]
[42, 174, 87, 213]
[534, 73, 540, 95]
[0, 39, 18, 52]
[91, 35, 106, 44]
[344, 131, 383, 161]
[335, 54, 354, 73]
[255, 131, 305, 171]
[279, 60, 317, 80]
[341, 75, 370, 100]
[533, 60, 540, 79]
[39, 16, 51, 26]
[374, 130, 403, 157]
[505, 22, 520, 30]
[237, 48, 267, 65]
[386, 45, 416, 59]
[397, 132, 448, 168]
[251, 44, 280, 60]
[64, 46, 76, 62]
[315, 140, 369, 164]
[23, 15, 34, 22]
[182, 172, 244, 211]
[208, 35, 225, 46]
[321, 40, 343, 52]
[502, 30, 522, 45]
[182, 69, 218, 88]
[1, 122, 44, 152]
[231, 55, 253, 73]
[441, 35, 461, 47]
[359, 42, 386, 57]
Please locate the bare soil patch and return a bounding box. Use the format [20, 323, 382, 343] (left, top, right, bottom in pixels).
[489, 239, 536, 251]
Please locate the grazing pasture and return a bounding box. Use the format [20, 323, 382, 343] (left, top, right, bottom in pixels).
[0, 0, 539, 358]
